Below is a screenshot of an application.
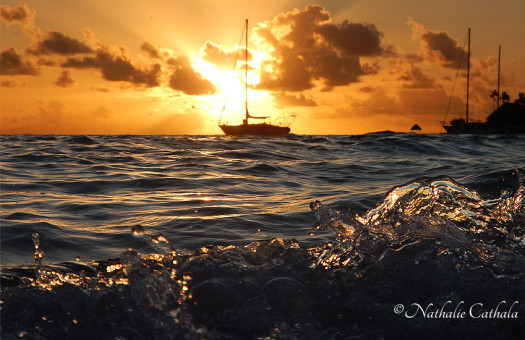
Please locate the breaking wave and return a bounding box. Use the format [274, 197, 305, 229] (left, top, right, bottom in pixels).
[2, 169, 524, 339]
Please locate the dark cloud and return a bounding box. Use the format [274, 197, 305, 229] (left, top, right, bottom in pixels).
[360, 62, 380, 76]
[273, 92, 317, 107]
[255, 5, 387, 92]
[62, 48, 162, 87]
[54, 70, 74, 87]
[275, 5, 330, 48]
[359, 86, 376, 93]
[37, 58, 56, 67]
[63, 43, 213, 91]
[61, 56, 98, 69]
[317, 21, 384, 56]
[140, 42, 161, 59]
[92, 87, 109, 92]
[168, 55, 216, 95]
[27, 31, 93, 55]
[1, 79, 23, 87]
[0, 48, 39, 75]
[259, 54, 313, 91]
[97, 50, 161, 86]
[0, 2, 34, 25]
[404, 53, 424, 63]
[398, 65, 437, 89]
[421, 30, 467, 69]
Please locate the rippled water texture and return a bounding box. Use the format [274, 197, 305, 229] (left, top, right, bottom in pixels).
[2, 134, 524, 267]
[1, 134, 525, 339]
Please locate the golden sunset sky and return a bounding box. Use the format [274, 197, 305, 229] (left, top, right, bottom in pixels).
[1, 0, 524, 134]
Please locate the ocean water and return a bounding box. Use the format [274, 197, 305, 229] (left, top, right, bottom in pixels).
[1, 133, 524, 339]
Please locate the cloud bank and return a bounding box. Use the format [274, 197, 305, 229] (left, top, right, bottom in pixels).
[252, 5, 392, 92]
[0, 48, 39, 75]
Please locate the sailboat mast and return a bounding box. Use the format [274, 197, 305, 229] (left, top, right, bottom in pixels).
[497, 45, 501, 108]
[466, 28, 470, 124]
[245, 19, 249, 121]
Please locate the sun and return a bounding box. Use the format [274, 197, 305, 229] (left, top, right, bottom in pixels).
[191, 54, 275, 123]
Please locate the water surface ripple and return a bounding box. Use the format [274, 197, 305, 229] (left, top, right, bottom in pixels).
[1, 134, 524, 266]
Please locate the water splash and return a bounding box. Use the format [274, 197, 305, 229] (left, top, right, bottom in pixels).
[131, 224, 175, 253]
[2, 171, 525, 339]
[310, 171, 525, 270]
[32, 233, 44, 280]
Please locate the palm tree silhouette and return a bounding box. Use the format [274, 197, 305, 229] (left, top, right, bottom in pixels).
[490, 90, 499, 109]
[501, 91, 510, 103]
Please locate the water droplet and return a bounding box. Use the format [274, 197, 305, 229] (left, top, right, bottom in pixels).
[150, 234, 173, 250]
[16, 331, 28, 338]
[272, 258, 284, 266]
[32, 233, 40, 248]
[151, 235, 163, 243]
[32, 233, 44, 269]
[131, 224, 145, 236]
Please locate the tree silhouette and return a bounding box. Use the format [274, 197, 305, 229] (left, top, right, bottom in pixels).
[501, 91, 510, 103]
[490, 90, 499, 109]
[517, 93, 525, 104]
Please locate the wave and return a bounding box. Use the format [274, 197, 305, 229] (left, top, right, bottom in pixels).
[2, 170, 524, 338]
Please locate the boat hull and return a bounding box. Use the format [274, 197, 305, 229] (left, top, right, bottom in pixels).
[219, 123, 290, 136]
[443, 120, 525, 134]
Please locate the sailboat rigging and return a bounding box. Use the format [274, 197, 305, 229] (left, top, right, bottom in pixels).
[442, 29, 525, 134]
[218, 19, 291, 136]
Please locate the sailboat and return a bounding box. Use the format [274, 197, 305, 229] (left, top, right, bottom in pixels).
[443, 29, 525, 134]
[218, 20, 291, 136]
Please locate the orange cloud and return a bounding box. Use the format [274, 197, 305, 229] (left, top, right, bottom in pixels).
[317, 21, 386, 56]
[62, 48, 162, 87]
[398, 65, 437, 89]
[168, 55, 216, 95]
[254, 5, 389, 92]
[407, 19, 467, 70]
[2, 3, 215, 95]
[140, 42, 161, 59]
[0, 48, 39, 75]
[0, 1, 33, 25]
[201, 41, 251, 69]
[54, 70, 75, 87]
[421, 30, 467, 69]
[273, 92, 317, 107]
[0, 2, 40, 37]
[27, 31, 93, 55]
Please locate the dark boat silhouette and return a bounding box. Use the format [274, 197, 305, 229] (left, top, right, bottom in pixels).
[443, 30, 525, 134]
[218, 20, 292, 137]
[444, 100, 525, 134]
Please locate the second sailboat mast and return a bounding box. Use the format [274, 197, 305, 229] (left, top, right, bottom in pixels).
[466, 28, 470, 124]
[245, 19, 249, 120]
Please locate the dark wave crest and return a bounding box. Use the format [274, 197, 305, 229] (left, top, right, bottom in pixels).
[2, 169, 524, 339]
